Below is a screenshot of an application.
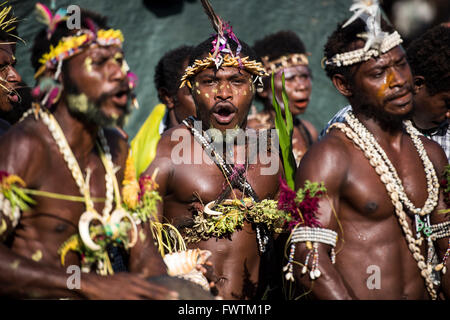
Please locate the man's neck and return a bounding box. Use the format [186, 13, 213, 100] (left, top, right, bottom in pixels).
[354, 112, 404, 146]
[53, 101, 99, 157]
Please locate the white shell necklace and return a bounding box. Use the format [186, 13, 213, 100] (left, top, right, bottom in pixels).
[345, 111, 439, 217]
[39, 108, 137, 253]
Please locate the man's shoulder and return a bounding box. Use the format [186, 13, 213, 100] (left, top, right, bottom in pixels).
[0, 116, 47, 148]
[304, 126, 354, 164]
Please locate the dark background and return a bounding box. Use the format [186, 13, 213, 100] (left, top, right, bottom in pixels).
[10, 0, 450, 140]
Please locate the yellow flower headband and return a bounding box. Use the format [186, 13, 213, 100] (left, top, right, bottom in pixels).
[179, 53, 268, 89]
[35, 28, 124, 79]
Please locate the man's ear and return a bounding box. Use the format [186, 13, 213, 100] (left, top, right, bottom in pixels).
[332, 74, 353, 97]
[413, 76, 425, 94]
[158, 88, 175, 109]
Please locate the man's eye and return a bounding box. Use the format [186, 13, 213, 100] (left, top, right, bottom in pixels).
[202, 79, 215, 85]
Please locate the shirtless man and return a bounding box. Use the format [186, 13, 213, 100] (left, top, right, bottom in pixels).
[0, 8, 173, 299]
[320, 24, 450, 160]
[144, 6, 284, 298]
[248, 30, 318, 165]
[289, 3, 449, 300]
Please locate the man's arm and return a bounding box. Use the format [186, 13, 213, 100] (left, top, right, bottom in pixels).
[0, 126, 175, 299]
[293, 131, 355, 299]
[425, 138, 450, 299]
[128, 129, 176, 275]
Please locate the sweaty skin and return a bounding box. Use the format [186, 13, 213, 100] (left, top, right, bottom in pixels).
[293, 45, 449, 300]
[144, 63, 284, 299]
[0, 44, 171, 299]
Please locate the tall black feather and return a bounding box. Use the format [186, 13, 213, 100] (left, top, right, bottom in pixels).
[200, 0, 222, 35]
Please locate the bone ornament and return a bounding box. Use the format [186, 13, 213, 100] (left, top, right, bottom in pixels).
[78, 208, 138, 251]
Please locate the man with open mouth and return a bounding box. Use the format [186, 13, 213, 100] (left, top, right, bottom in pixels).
[143, 0, 286, 300]
[0, 4, 30, 135]
[0, 5, 176, 299]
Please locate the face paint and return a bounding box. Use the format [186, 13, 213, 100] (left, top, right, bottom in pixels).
[205, 93, 209, 98]
[195, 82, 200, 87]
[377, 71, 394, 98]
[196, 89, 201, 95]
[31, 250, 43, 262]
[67, 93, 90, 113]
[121, 59, 130, 75]
[10, 259, 20, 270]
[84, 57, 93, 73]
[243, 90, 247, 96]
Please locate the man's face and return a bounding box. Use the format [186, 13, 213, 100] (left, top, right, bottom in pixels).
[191, 63, 254, 132]
[0, 43, 22, 114]
[413, 84, 450, 130]
[273, 64, 312, 116]
[350, 46, 414, 124]
[174, 58, 196, 123]
[63, 44, 131, 127]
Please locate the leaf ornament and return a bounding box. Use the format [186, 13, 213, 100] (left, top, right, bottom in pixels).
[271, 72, 296, 190]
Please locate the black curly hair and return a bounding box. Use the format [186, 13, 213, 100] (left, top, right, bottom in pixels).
[252, 30, 307, 62]
[406, 24, 450, 96]
[154, 45, 193, 102]
[31, 8, 109, 73]
[323, 17, 396, 80]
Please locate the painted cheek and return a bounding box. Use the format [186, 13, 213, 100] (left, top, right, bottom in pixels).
[377, 72, 394, 98]
[84, 57, 93, 73]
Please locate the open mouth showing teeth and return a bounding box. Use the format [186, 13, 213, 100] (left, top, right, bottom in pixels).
[213, 105, 236, 124]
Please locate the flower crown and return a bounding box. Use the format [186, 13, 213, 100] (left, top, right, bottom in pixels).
[324, 0, 403, 68]
[261, 53, 310, 75]
[180, 53, 267, 88]
[35, 28, 124, 79]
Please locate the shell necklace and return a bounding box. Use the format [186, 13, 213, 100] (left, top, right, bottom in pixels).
[328, 111, 438, 299]
[39, 108, 137, 252]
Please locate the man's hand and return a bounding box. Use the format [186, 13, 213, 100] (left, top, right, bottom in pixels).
[83, 273, 179, 300]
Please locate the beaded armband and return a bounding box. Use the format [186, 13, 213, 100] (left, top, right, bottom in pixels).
[284, 226, 338, 281]
[430, 221, 450, 275]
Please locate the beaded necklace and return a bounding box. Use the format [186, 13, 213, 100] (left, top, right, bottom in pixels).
[328, 111, 438, 299]
[182, 117, 270, 253]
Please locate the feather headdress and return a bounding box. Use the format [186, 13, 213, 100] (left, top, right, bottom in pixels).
[180, 0, 266, 88]
[324, 0, 403, 67]
[35, 2, 68, 40]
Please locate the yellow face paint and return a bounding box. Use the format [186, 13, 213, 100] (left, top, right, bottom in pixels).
[205, 93, 210, 98]
[243, 90, 247, 96]
[377, 71, 394, 98]
[31, 250, 43, 262]
[195, 82, 200, 87]
[196, 89, 201, 95]
[84, 57, 93, 73]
